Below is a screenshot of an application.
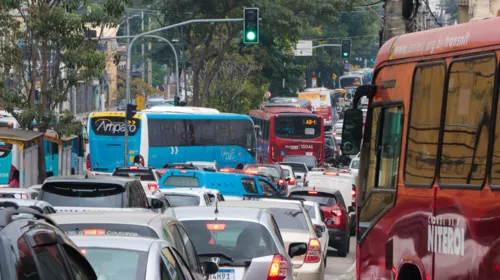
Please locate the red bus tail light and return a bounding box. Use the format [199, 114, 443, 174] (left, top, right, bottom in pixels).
[304, 238, 321, 263]
[86, 154, 91, 171]
[268, 254, 288, 280]
[148, 183, 158, 191]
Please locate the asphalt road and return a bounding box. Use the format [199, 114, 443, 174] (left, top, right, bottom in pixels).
[325, 237, 356, 280]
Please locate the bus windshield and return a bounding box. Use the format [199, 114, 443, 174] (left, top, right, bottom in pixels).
[274, 116, 321, 139]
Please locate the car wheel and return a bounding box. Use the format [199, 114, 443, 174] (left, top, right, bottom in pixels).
[337, 233, 350, 257]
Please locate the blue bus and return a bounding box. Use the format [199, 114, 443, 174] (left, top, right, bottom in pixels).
[87, 108, 256, 174]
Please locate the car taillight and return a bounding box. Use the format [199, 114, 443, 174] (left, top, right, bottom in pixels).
[304, 238, 321, 263]
[268, 254, 288, 280]
[279, 179, 284, 185]
[148, 183, 158, 191]
[332, 209, 342, 216]
[86, 154, 91, 171]
[289, 178, 295, 184]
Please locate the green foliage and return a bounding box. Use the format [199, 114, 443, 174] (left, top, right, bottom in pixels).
[116, 76, 160, 100]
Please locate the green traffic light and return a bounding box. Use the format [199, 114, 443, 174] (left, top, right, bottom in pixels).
[246, 31, 256, 41]
[343, 52, 348, 57]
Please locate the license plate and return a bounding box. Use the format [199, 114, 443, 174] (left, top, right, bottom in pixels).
[306, 152, 313, 156]
[209, 269, 235, 280]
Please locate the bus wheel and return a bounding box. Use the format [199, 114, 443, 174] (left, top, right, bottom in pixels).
[397, 264, 421, 280]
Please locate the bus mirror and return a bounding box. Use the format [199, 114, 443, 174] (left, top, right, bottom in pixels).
[341, 109, 363, 156]
[352, 85, 376, 109]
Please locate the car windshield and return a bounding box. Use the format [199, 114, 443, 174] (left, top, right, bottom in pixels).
[351, 160, 359, 169]
[289, 192, 337, 207]
[82, 248, 148, 280]
[163, 176, 199, 188]
[112, 169, 156, 181]
[182, 220, 279, 264]
[267, 207, 309, 230]
[165, 194, 201, 207]
[40, 182, 124, 208]
[244, 165, 280, 179]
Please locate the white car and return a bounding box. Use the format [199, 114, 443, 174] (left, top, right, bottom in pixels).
[159, 188, 223, 207]
[259, 198, 330, 264]
[185, 161, 220, 172]
[0, 187, 39, 200]
[111, 166, 160, 193]
[278, 162, 308, 188]
[279, 165, 297, 190]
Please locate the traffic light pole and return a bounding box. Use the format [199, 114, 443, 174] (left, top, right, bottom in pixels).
[124, 18, 244, 166]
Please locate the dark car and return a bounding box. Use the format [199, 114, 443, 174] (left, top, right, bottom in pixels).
[243, 164, 288, 192]
[0, 202, 98, 279]
[324, 135, 340, 165]
[38, 175, 165, 213]
[288, 187, 350, 257]
[283, 155, 318, 170]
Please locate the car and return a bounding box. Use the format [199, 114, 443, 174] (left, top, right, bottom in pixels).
[0, 187, 39, 199]
[278, 162, 308, 188]
[185, 161, 220, 172]
[324, 135, 340, 165]
[112, 166, 160, 192]
[146, 97, 167, 109]
[243, 164, 288, 192]
[50, 210, 212, 278]
[258, 198, 330, 266]
[0, 198, 56, 214]
[159, 169, 284, 199]
[38, 175, 165, 213]
[279, 165, 297, 190]
[167, 205, 303, 280]
[304, 171, 355, 215]
[163, 163, 199, 170]
[147, 190, 171, 213]
[72, 235, 217, 279]
[159, 188, 219, 207]
[0, 202, 97, 279]
[288, 187, 350, 257]
[349, 157, 359, 178]
[218, 200, 325, 279]
[282, 155, 317, 170]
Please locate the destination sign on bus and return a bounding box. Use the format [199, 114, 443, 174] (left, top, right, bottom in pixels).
[91, 117, 141, 136]
[305, 119, 317, 125]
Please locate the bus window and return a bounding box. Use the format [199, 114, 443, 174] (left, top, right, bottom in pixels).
[404, 63, 445, 186]
[439, 55, 495, 186]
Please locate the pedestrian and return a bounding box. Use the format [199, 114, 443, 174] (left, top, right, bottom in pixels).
[133, 155, 144, 167]
[8, 170, 19, 188]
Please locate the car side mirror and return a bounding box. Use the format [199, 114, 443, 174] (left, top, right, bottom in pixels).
[288, 242, 308, 258]
[295, 175, 302, 179]
[314, 224, 326, 233]
[202, 261, 219, 275]
[314, 227, 323, 238]
[150, 198, 164, 209]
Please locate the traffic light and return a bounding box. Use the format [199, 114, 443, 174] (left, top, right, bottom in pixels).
[126, 104, 137, 120]
[243, 8, 259, 44]
[341, 39, 352, 59]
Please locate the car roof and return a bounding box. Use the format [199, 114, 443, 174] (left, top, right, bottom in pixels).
[159, 188, 208, 195]
[0, 188, 36, 193]
[167, 206, 268, 222]
[0, 198, 49, 207]
[259, 198, 319, 208]
[49, 211, 176, 226]
[219, 200, 303, 210]
[186, 161, 216, 165]
[70, 235, 157, 251]
[289, 187, 341, 195]
[43, 175, 133, 186]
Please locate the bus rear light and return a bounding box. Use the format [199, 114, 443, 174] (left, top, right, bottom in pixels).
[304, 238, 321, 263]
[268, 254, 288, 280]
[148, 183, 158, 191]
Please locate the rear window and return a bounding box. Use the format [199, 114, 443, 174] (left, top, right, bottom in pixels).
[163, 176, 199, 188]
[284, 156, 316, 168]
[289, 191, 336, 207]
[283, 169, 290, 177]
[303, 205, 316, 219]
[182, 220, 279, 264]
[81, 248, 147, 280]
[112, 169, 156, 181]
[40, 182, 124, 208]
[244, 165, 281, 179]
[165, 194, 201, 207]
[268, 207, 309, 231]
[59, 223, 159, 238]
[351, 160, 359, 169]
[281, 163, 307, 174]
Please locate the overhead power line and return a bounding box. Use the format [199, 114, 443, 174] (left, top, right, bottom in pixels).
[422, 0, 443, 27]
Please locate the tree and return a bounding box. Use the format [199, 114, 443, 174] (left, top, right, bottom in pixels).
[117, 77, 160, 100]
[0, 0, 128, 182]
[153, 0, 349, 106]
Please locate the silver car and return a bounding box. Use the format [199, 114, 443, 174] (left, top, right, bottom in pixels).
[71, 235, 218, 279]
[49, 211, 207, 279]
[167, 206, 307, 280]
[0, 198, 56, 214]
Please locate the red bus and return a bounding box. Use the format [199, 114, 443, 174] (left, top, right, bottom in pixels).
[341, 17, 500, 280]
[249, 107, 324, 165]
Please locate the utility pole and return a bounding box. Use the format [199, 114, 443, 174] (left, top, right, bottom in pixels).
[382, 0, 405, 45]
[141, 10, 145, 80]
[126, 12, 130, 59]
[181, 27, 187, 101]
[148, 15, 152, 87]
